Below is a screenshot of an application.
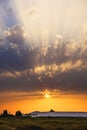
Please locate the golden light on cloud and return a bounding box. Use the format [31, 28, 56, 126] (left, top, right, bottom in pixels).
[34, 65, 46, 74]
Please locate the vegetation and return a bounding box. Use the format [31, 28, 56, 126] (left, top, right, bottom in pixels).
[15, 111, 22, 117]
[0, 116, 87, 130]
[0, 110, 14, 118]
[0, 110, 87, 130]
[49, 109, 55, 112]
[2, 110, 9, 116]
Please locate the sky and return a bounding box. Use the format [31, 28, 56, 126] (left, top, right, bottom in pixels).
[0, 0, 87, 114]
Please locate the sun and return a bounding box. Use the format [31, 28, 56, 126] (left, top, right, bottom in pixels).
[44, 93, 50, 98]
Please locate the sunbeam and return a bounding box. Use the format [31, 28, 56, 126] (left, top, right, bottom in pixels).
[9, 0, 87, 47]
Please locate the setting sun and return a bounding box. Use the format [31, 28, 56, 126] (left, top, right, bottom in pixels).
[45, 93, 50, 98]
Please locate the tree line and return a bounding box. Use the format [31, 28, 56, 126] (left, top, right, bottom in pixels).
[0, 110, 22, 117]
[0, 109, 55, 117]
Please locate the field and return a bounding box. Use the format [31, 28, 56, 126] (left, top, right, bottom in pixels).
[0, 117, 87, 130]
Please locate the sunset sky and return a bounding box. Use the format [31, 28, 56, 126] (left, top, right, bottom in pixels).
[0, 0, 87, 114]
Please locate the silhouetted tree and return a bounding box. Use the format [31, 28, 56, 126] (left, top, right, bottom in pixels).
[2, 110, 9, 116]
[15, 111, 22, 117]
[50, 109, 55, 112]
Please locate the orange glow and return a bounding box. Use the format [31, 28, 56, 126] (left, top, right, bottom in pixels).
[0, 92, 87, 114]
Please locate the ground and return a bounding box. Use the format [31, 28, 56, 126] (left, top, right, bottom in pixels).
[0, 117, 87, 130]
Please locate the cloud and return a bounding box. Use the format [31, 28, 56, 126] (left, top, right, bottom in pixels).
[0, 89, 65, 103]
[0, 0, 87, 96]
[0, 25, 33, 71]
[0, 71, 21, 78]
[25, 6, 37, 17]
[4, 25, 26, 45]
[0, 23, 87, 94]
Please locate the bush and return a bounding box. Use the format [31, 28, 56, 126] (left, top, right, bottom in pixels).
[55, 127, 64, 130]
[15, 111, 22, 117]
[17, 125, 46, 130]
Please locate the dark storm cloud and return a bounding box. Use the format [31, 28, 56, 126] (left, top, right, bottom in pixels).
[0, 66, 87, 93]
[0, 25, 87, 93]
[0, 25, 33, 71]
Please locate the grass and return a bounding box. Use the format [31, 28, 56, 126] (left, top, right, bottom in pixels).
[0, 117, 87, 130]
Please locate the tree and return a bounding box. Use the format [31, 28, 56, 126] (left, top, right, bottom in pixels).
[49, 109, 55, 112]
[15, 111, 22, 117]
[3, 110, 9, 116]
